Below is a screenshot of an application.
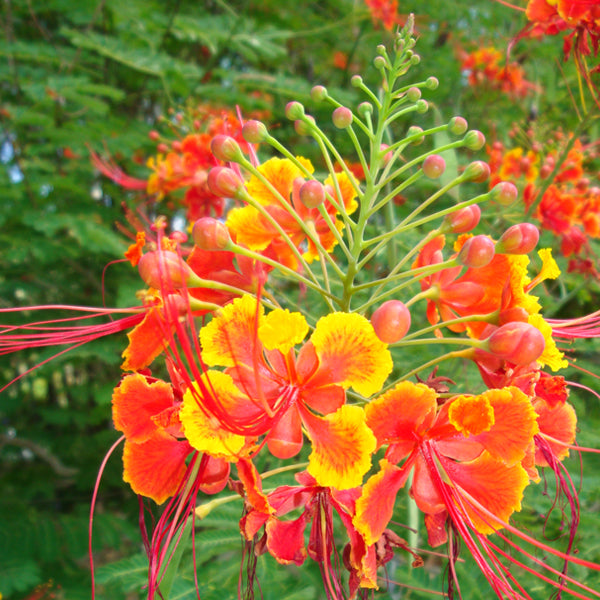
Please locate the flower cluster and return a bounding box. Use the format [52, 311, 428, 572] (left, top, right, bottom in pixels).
[488, 133, 600, 276]
[3, 18, 600, 600]
[459, 46, 537, 99]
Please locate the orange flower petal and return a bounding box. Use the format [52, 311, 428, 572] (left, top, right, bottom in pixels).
[180, 373, 251, 460]
[354, 459, 410, 545]
[448, 394, 495, 437]
[226, 206, 275, 251]
[200, 295, 263, 367]
[122, 436, 191, 505]
[236, 458, 274, 515]
[533, 398, 577, 466]
[365, 381, 437, 453]
[112, 374, 174, 443]
[265, 513, 310, 566]
[303, 405, 376, 490]
[121, 305, 172, 371]
[309, 312, 392, 397]
[441, 451, 530, 535]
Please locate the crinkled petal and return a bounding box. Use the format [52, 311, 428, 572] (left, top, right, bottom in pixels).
[309, 312, 392, 397]
[528, 313, 568, 371]
[354, 458, 411, 545]
[226, 206, 275, 251]
[200, 295, 263, 367]
[112, 374, 174, 443]
[265, 512, 310, 565]
[236, 458, 274, 515]
[258, 308, 308, 353]
[303, 405, 376, 490]
[122, 437, 191, 505]
[448, 394, 495, 437]
[534, 398, 577, 466]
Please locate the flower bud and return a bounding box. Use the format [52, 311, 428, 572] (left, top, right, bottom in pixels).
[415, 99, 429, 113]
[443, 204, 481, 234]
[406, 87, 421, 102]
[457, 235, 495, 268]
[463, 130, 486, 151]
[311, 85, 328, 102]
[407, 125, 424, 145]
[299, 180, 326, 208]
[448, 116, 468, 135]
[357, 102, 373, 117]
[351, 75, 363, 88]
[149, 130, 160, 141]
[410, 54, 421, 65]
[373, 55, 387, 70]
[207, 166, 243, 198]
[285, 101, 305, 120]
[462, 161, 490, 183]
[490, 181, 518, 206]
[426, 76, 439, 90]
[380, 143, 393, 164]
[486, 321, 545, 365]
[192, 217, 231, 251]
[332, 106, 353, 129]
[294, 115, 315, 135]
[422, 154, 446, 179]
[138, 250, 196, 289]
[162, 293, 188, 322]
[371, 300, 411, 343]
[210, 135, 243, 162]
[242, 120, 268, 143]
[495, 223, 539, 255]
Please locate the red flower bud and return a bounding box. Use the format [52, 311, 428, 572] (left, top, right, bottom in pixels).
[462, 161, 490, 183]
[371, 300, 411, 343]
[332, 106, 353, 129]
[138, 251, 196, 289]
[192, 217, 231, 251]
[443, 204, 481, 234]
[242, 120, 268, 143]
[486, 321, 545, 365]
[210, 135, 243, 162]
[463, 130, 486, 151]
[294, 115, 315, 135]
[490, 181, 518, 206]
[207, 166, 243, 198]
[448, 116, 468, 135]
[422, 154, 446, 179]
[299, 180, 325, 208]
[495, 223, 539, 255]
[457, 235, 495, 268]
[311, 85, 328, 102]
[285, 101, 305, 120]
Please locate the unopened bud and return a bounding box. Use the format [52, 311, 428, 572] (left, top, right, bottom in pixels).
[192, 217, 231, 251]
[407, 125, 424, 145]
[294, 115, 315, 135]
[242, 120, 268, 143]
[422, 154, 446, 179]
[462, 161, 490, 183]
[149, 130, 160, 141]
[486, 321, 545, 365]
[332, 106, 353, 129]
[371, 300, 411, 343]
[380, 143, 393, 164]
[457, 235, 495, 268]
[495, 223, 539, 255]
[415, 99, 429, 113]
[351, 75, 363, 88]
[443, 204, 481, 234]
[410, 54, 421, 65]
[299, 180, 326, 208]
[311, 85, 328, 102]
[426, 76, 439, 90]
[448, 116, 468, 135]
[357, 102, 373, 117]
[210, 135, 243, 162]
[285, 101, 305, 120]
[463, 130, 486, 151]
[207, 166, 243, 198]
[373, 55, 387, 70]
[138, 250, 196, 289]
[491, 181, 518, 206]
[162, 293, 188, 322]
[406, 87, 421, 102]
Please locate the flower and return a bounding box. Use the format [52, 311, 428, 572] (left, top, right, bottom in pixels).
[195, 295, 390, 488]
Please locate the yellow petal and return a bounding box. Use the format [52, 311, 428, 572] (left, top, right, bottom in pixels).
[258, 308, 308, 353]
[528, 313, 568, 371]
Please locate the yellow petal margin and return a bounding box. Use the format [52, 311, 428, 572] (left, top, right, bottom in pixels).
[180, 372, 248, 460]
[304, 405, 376, 490]
[310, 312, 392, 397]
[258, 308, 308, 353]
[200, 295, 263, 367]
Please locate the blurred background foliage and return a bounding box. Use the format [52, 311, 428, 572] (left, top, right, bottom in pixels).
[1, 0, 599, 598]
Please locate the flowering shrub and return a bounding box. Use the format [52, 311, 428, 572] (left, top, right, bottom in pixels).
[3, 7, 600, 600]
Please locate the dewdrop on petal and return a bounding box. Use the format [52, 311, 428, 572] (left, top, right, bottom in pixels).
[371, 300, 411, 343]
